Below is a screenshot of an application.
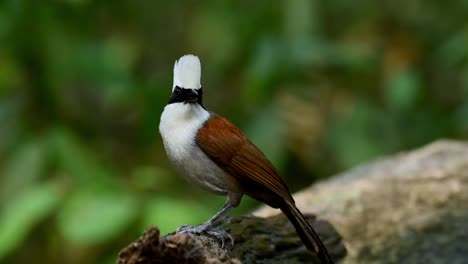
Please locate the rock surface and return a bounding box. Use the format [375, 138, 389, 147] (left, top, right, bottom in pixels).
[256, 140, 468, 264]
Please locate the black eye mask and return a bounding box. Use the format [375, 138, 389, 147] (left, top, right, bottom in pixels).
[168, 86, 203, 107]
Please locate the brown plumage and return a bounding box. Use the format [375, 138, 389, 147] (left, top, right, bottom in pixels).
[196, 114, 334, 263]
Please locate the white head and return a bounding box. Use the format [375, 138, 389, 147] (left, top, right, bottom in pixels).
[173, 54, 201, 91]
[166, 54, 204, 106]
[160, 54, 210, 148]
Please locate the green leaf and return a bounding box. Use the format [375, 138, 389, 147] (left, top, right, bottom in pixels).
[0, 182, 62, 260]
[436, 28, 468, 66]
[456, 103, 468, 133]
[385, 69, 421, 111]
[0, 139, 46, 202]
[244, 39, 283, 104]
[50, 128, 117, 189]
[130, 166, 172, 192]
[284, 0, 319, 42]
[49, 38, 136, 104]
[58, 191, 138, 245]
[329, 100, 385, 167]
[0, 53, 21, 95]
[0, 100, 21, 157]
[142, 197, 211, 235]
[244, 104, 286, 171]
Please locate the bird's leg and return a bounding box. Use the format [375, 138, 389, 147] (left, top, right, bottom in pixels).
[176, 193, 242, 246]
[177, 202, 234, 233]
[206, 202, 234, 226]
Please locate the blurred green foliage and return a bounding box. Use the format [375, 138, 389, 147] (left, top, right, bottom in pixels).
[0, 0, 467, 263]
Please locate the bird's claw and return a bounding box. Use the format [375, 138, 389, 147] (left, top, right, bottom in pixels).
[176, 223, 210, 234]
[176, 224, 234, 248]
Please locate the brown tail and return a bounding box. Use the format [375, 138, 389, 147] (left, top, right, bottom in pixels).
[281, 201, 334, 264]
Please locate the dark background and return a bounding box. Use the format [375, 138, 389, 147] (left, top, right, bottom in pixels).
[0, 0, 467, 263]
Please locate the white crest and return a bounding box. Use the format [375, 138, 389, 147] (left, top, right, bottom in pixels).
[173, 54, 201, 91]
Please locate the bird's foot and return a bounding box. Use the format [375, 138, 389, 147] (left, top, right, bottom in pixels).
[176, 223, 210, 234]
[176, 224, 234, 248]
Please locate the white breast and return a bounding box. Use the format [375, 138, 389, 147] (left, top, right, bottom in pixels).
[159, 103, 228, 194]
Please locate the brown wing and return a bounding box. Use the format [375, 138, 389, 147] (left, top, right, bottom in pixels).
[196, 114, 294, 205]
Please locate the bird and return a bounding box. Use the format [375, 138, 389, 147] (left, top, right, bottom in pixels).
[159, 54, 333, 263]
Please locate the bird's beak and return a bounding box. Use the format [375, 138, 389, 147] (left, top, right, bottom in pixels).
[184, 89, 199, 104]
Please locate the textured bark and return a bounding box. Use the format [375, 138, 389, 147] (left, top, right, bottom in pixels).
[255, 140, 468, 264]
[116, 226, 239, 264]
[116, 214, 346, 264]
